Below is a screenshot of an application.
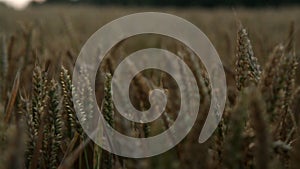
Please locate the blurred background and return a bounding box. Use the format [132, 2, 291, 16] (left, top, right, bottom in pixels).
[0, 1, 300, 169]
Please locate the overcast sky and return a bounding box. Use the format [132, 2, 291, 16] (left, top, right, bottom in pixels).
[0, 0, 45, 10]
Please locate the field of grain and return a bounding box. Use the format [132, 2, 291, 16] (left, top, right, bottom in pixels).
[0, 5, 300, 169]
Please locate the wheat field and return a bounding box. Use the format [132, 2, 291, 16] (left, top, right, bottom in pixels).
[0, 5, 300, 169]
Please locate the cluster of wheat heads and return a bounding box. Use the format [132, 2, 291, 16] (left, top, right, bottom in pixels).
[220, 22, 299, 169]
[0, 20, 300, 169]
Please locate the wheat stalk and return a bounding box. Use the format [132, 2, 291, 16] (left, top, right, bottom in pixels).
[0, 35, 8, 103]
[48, 79, 63, 169]
[235, 25, 261, 90]
[249, 87, 270, 169]
[60, 66, 81, 137]
[223, 89, 249, 169]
